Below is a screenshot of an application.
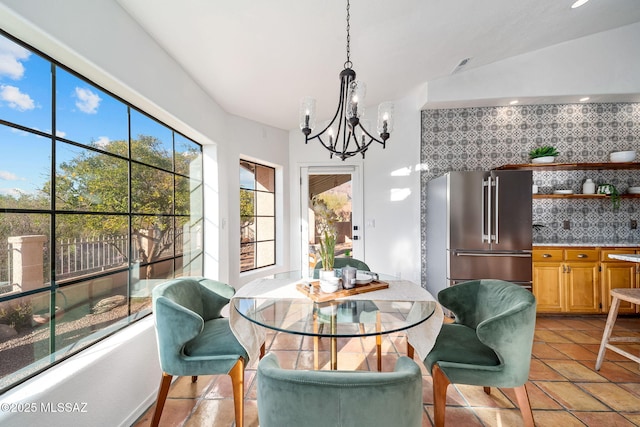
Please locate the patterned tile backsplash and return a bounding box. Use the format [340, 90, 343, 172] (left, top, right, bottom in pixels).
[420, 103, 640, 281]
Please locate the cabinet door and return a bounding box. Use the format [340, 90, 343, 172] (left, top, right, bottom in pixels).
[565, 262, 600, 313]
[601, 262, 637, 313]
[532, 262, 563, 312]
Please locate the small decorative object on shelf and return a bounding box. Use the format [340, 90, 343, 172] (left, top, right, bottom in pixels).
[582, 179, 596, 195]
[529, 146, 559, 163]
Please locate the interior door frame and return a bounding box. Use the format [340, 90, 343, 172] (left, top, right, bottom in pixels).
[300, 164, 364, 272]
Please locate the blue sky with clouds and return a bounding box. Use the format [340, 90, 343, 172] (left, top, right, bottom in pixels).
[0, 34, 179, 198]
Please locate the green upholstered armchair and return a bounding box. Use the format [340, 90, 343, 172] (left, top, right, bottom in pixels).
[423, 279, 537, 427]
[257, 353, 423, 427]
[151, 277, 248, 427]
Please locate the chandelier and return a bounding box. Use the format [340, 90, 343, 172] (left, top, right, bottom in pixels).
[299, 0, 394, 160]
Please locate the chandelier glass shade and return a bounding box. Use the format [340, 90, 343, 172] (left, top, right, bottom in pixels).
[299, 0, 394, 160]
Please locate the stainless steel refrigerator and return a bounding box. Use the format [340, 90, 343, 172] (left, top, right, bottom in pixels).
[425, 170, 532, 296]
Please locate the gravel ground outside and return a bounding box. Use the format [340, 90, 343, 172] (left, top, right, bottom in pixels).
[0, 298, 151, 389]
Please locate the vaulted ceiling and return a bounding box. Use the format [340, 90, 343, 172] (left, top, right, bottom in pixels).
[117, 0, 640, 130]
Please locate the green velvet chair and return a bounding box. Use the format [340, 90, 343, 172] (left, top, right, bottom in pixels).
[423, 279, 537, 427]
[151, 277, 248, 427]
[257, 353, 423, 427]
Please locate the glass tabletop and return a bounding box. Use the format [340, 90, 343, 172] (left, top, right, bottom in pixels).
[232, 297, 437, 338]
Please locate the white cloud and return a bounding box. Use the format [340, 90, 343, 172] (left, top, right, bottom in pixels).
[0, 84, 35, 111]
[0, 187, 26, 197]
[95, 136, 110, 147]
[0, 170, 20, 181]
[0, 37, 30, 80]
[56, 129, 67, 138]
[74, 87, 101, 114]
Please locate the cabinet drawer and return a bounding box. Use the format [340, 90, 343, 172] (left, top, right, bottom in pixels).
[533, 249, 563, 262]
[564, 249, 599, 262]
[601, 248, 638, 262]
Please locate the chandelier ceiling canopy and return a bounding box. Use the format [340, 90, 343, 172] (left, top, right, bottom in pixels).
[299, 0, 394, 161]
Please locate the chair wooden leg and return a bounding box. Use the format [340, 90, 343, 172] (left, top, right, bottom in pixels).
[483, 386, 491, 395]
[432, 364, 451, 427]
[376, 311, 382, 371]
[514, 384, 535, 427]
[596, 295, 621, 370]
[260, 342, 266, 359]
[407, 342, 414, 360]
[229, 358, 245, 427]
[191, 376, 197, 383]
[151, 372, 172, 427]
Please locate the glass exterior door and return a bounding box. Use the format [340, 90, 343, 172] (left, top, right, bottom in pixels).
[300, 165, 363, 271]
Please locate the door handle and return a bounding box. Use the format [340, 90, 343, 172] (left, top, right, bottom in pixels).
[482, 177, 491, 243]
[493, 176, 499, 244]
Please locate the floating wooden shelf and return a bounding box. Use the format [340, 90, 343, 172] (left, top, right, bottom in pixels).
[495, 162, 640, 171]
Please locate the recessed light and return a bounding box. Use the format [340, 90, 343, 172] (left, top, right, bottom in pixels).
[571, 0, 590, 8]
[451, 57, 472, 74]
[579, 97, 590, 102]
[509, 100, 519, 105]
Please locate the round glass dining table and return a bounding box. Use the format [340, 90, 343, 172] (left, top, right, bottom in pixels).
[232, 271, 437, 370]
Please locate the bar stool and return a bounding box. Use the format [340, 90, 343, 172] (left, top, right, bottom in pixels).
[595, 288, 640, 371]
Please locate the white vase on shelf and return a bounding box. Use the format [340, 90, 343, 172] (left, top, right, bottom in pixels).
[582, 179, 596, 194]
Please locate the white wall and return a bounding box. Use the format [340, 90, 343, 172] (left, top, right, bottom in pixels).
[0, 0, 289, 425]
[0, 318, 159, 427]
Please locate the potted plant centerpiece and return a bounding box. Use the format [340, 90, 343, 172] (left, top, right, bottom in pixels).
[529, 146, 559, 164]
[312, 197, 339, 288]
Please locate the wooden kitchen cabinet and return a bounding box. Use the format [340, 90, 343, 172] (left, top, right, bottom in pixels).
[601, 248, 639, 314]
[534, 246, 640, 314]
[564, 260, 600, 313]
[533, 248, 600, 313]
[532, 260, 564, 312]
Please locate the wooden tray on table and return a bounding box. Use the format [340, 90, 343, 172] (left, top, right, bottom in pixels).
[296, 280, 389, 303]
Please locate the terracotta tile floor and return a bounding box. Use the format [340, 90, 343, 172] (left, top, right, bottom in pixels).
[133, 315, 640, 426]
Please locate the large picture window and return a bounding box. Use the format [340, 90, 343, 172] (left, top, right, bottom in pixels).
[240, 160, 275, 272]
[0, 31, 204, 392]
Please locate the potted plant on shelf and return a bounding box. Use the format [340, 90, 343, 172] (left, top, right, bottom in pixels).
[529, 146, 559, 164]
[312, 196, 338, 280]
[597, 183, 621, 210]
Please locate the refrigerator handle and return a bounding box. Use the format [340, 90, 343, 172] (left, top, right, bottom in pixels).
[493, 176, 499, 244]
[482, 177, 490, 243]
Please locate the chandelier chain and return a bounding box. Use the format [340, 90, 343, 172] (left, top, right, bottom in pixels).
[344, 0, 352, 69]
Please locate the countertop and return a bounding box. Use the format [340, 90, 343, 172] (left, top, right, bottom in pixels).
[608, 254, 640, 262]
[533, 243, 639, 247]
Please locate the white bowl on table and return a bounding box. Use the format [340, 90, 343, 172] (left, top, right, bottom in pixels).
[319, 277, 341, 293]
[609, 151, 636, 162]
